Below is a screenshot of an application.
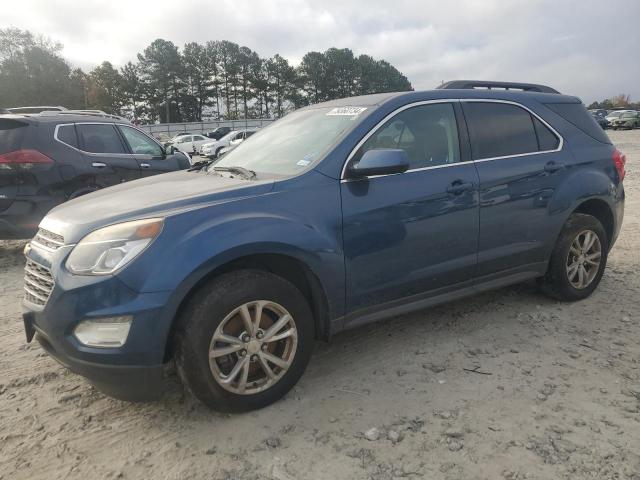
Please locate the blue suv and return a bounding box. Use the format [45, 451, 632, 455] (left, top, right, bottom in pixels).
[22, 81, 626, 412]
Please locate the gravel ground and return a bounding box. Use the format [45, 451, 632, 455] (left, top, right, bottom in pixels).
[1, 131, 639, 480]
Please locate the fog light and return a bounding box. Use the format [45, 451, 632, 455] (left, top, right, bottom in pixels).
[73, 316, 132, 348]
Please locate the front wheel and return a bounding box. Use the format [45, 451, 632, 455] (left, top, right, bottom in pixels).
[538, 213, 608, 301]
[175, 270, 314, 412]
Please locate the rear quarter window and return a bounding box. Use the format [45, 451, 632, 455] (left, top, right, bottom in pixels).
[0, 119, 28, 154]
[544, 103, 611, 144]
[56, 124, 79, 148]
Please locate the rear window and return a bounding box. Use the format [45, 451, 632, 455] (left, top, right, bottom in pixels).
[0, 119, 28, 154]
[463, 102, 539, 159]
[544, 103, 611, 144]
[76, 124, 126, 154]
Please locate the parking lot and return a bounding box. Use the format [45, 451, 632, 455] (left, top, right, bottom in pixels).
[1, 130, 638, 480]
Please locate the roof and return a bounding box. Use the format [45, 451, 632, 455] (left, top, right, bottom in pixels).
[305, 80, 580, 110]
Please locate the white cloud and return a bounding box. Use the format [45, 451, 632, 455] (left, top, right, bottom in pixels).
[2, 0, 639, 103]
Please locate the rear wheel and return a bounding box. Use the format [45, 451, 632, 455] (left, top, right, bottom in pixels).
[175, 270, 314, 412]
[539, 213, 608, 301]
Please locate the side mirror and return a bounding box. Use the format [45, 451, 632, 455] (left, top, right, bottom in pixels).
[348, 149, 409, 178]
[167, 145, 177, 155]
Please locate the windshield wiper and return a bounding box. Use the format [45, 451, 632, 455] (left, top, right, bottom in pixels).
[212, 166, 257, 180]
[188, 159, 214, 172]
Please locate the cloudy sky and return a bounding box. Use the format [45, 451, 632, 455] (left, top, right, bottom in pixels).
[3, 0, 639, 103]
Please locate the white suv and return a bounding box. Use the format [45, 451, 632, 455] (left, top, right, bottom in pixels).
[200, 130, 255, 158]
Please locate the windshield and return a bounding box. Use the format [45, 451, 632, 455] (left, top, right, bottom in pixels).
[608, 112, 623, 118]
[212, 106, 367, 176]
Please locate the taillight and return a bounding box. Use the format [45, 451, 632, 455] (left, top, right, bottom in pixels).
[612, 149, 626, 182]
[0, 149, 53, 168]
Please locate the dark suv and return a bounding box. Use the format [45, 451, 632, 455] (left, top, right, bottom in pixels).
[0, 111, 191, 238]
[22, 81, 625, 412]
[206, 126, 232, 139]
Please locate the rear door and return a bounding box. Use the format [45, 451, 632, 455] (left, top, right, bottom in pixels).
[118, 125, 184, 176]
[461, 100, 564, 280]
[75, 123, 141, 187]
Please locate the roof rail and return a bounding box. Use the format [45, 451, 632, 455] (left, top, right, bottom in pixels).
[38, 110, 129, 122]
[437, 80, 560, 94]
[6, 106, 68, 113]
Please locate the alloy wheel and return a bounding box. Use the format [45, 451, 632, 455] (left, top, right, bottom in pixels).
[208, 300, 298, 395]
[566, 229, 602, 289]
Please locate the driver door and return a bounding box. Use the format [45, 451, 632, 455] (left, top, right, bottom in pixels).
[341, 102, 480, 316]
[118, 125, 184, 176]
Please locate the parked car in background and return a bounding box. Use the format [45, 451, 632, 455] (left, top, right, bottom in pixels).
[0, 109, 191, 238]
[23, 80, 625, 411]
[591, 112, 609, 129]
[163, 132, 193, 147]
[171, 134, 210, 154]
[605, 110, 635, 124]
[200, 129, 256, 158]
[205, 126, 232, 140]
[588, 109, 608, 118]
[610, 111, 640, 130]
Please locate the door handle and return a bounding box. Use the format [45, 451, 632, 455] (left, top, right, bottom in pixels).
[140, 163, 150, 168]
[544, 161, 564, 173]
[446, 181, 474, 195]
[91, 162, 106, 168]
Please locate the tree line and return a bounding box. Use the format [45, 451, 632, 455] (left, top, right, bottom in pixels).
[588, 94, 640, 111]
[0, 28, 413, 123]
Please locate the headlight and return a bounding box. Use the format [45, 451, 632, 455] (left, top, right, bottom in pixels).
[66, 218, 163, 275]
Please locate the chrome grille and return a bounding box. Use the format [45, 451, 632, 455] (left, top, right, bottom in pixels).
[24, 259, 54, 306]
[32, 228, 65, 251]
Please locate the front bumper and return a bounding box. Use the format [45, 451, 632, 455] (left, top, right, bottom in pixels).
[28, 314, 164, 401]
[22, 245, 175, 401]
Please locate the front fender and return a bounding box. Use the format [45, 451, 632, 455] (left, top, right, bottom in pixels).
[116, 172, 344, 323]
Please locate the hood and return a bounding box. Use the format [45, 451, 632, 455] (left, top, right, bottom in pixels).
[41, 170, 275, 242]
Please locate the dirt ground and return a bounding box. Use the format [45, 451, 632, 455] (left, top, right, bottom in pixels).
[1, 131, 639, 480]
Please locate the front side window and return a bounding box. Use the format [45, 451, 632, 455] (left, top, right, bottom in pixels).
[76, 124, 126, 154]
[119, 126, 163, 156]
[464, 103, 541, 159]
[354, 103, 461, 169]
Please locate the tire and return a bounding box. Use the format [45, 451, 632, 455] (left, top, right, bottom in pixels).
[538, 213, 608, 301]
[175, 270, 314, 412]
[214, 147, 223, 158]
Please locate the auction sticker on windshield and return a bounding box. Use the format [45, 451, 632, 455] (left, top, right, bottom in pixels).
[326, 107, 367, 116]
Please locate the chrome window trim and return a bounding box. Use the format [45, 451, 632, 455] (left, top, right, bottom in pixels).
[54, 122, 164, 157]
[340, 98, 564, 181]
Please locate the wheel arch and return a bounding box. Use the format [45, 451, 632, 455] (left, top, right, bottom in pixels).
[572, 198, 614, 246]
[164, 252, 331, 362]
